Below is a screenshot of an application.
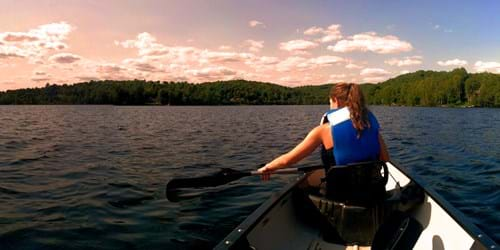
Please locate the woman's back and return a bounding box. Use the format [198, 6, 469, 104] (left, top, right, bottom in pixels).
[323, 107, 381, 165]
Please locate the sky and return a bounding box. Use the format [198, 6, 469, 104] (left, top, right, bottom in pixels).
[0, 0, 499, 90]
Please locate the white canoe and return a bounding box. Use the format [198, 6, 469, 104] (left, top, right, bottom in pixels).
[215, 161, 498, 250]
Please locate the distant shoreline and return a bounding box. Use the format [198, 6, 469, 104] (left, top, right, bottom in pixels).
[1, 68, 499, 107]
[0, 104, 493, 109]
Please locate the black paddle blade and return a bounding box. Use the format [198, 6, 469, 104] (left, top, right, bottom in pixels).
[166, 168, 251, 196]
[166, 189, 204, 203]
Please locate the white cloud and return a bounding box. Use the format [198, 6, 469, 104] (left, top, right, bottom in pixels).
[0, 47, 25, 59]
[319, 24, 342, 43]
[308, 55, 344, 66]
[245, 56, 278, 66]
[117, 33, 254, 81]
[49, 53, 81, 64]
[274, 55, 344, 72]
[328, 32, 412, 54]
[279, 39, 318, 54]
[385, 56, 423, 67]
[345, 63, 363, 69]
[360, 68, 392, 82]
[437, 59, 468, 67]
[117, 32, 169, 57]
[249, 20, 265, 28]
[275, 56, 308, 72]
[474, 61, 500, 73]
[304, 24, 342, 43]
[244, 39, 264, 52]
[244, 56, 279, 72]
[361, 68, 391, 76]
[253, 56, 279, 65]
[0, 22, 73, 62]
[303, 26, 324, 35]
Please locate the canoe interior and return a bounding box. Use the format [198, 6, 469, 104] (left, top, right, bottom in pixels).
[215, 161, 498, 250]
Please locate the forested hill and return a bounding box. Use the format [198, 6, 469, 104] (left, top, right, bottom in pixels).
[0, 68, 499, 107]
[364, 68, 500, 107]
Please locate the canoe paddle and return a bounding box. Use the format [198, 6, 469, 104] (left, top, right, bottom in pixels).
[166, 165, 324, 201]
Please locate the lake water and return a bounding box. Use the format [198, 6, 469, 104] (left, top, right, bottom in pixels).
[0, 105, 498, 249]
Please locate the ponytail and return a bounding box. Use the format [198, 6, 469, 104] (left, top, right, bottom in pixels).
[330, 83, 370, 137]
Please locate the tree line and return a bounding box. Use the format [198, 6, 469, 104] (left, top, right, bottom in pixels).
[0, 68, 498, 107]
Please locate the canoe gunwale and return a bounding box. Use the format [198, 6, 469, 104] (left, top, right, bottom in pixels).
[213, 175, 307, 250]
[387, 161, 498, 249]
[214, 161, 498, 249]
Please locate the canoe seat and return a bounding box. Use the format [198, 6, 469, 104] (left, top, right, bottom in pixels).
[308, 161, 389, 246]
[324, 161, 388, 207]
[307, 161, 425, 246]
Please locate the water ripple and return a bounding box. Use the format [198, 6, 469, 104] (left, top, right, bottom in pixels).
[0, 105, 498, 248]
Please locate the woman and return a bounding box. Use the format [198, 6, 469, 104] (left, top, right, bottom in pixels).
[258, 83, 389, 180]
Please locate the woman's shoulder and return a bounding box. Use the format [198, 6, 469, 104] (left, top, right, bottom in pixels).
[311, 124, 331, 137]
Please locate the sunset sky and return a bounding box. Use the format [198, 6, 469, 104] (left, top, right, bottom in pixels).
[1, 0, 499, 90]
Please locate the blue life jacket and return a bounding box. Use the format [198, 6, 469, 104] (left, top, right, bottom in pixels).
[323, 107, 381, 165]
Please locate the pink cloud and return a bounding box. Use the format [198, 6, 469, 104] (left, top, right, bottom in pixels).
[243, 40, 264, 52]
[304, 24, 342, 43]
[0, 50, 25, 59]
[303, 26, 324, 35]
[49, 53, 81, 64]
[185, 66, 239, 82]
[97, 64, 124, 74]
[200, 51, 249, 63]
[0, 22, 73, 64]
[3, 33, 39, 42]
[279, 39, 318, 54]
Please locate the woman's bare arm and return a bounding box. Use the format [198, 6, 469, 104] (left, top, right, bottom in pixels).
[258, 125, 324, 174]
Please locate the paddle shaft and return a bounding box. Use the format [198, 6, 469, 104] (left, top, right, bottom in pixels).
[167, 165, 323, 192]
[250, 165, 324, 175]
